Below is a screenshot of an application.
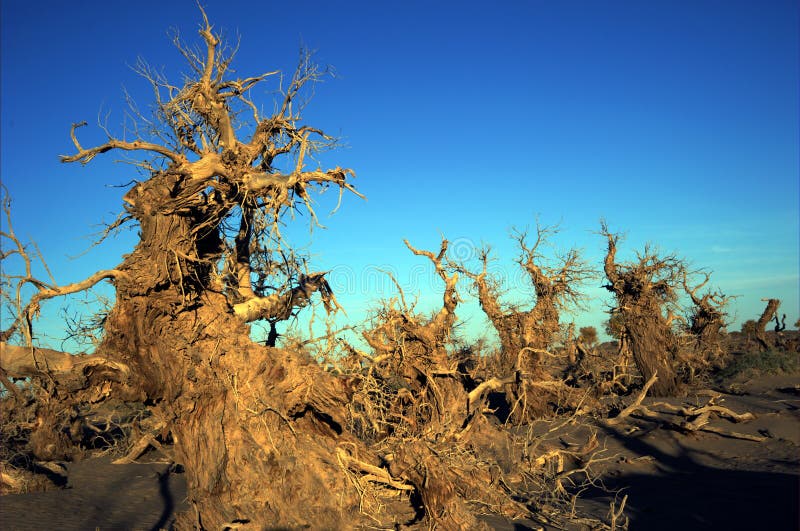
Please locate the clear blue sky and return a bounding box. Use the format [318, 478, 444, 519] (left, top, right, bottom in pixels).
[1, 0, 798, 349]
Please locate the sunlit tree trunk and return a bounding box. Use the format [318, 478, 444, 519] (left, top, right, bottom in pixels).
[601, 223, 681, 396]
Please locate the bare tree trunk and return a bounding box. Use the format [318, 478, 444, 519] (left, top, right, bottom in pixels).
[623, 313, 680, 396]
[601, 223, 682, 397]
[460, 224, 590, 376]
[68, 162, 369, 526]
[755, 299, 780, 351]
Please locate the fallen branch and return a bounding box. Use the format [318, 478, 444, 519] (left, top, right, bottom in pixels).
[605, 387, 763, 444]
[466, 373, 518, 413]
[604, 371, 658, 426]
[681, 410, 711, 431]
[34, 461, 67, 478]
[685, 404, 755, 423]
[0, 343, 129, 380]
[113, 422, 167, 464]
[698, 425, 767, 442]
[336, 448, 413, 492]
[608, 494, 628, 531]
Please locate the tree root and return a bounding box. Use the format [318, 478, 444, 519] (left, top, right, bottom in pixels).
[603, 372, 659, 426]
[336, 447, 413, 492]
[603, 381, 764, 442]
[113, 430, 166, 464]
[698, 425, 766, 442]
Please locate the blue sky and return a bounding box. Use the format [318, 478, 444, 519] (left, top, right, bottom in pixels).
[1, 0, 798, 349]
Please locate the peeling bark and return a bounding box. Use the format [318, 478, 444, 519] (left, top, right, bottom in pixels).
[43, 13, 368, 527]
[601, 222, 682, 397]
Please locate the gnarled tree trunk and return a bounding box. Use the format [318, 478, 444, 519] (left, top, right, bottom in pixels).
[755, 298, 781, 352]
[64, 130, 366, 527]
[458, 225, 591, 420]
[461, 225, 590, 375]
[601, 224, 682, 397]
[0, 14, 374, 526]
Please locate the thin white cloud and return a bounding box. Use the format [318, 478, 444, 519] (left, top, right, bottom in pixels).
[716, 273, 799, 290]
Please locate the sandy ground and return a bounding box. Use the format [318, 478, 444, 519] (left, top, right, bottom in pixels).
[575, 373, 800, 530]
[0, 457, 187, 530]
[1, 374, 797, 530]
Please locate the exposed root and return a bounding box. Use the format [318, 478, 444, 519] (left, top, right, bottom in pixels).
[698, 425, 767, 442]
[336, 446, 413, 492]
[603, 371, 659, 426]
[603, 383, 764, 443]
[112, 421, 167, 464]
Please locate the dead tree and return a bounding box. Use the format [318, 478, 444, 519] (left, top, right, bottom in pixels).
[459, 224, 592, 375]
[2, 14, 373, 528]
[346, 239, 530, 526]
[683, 271, 729, 366]
[362, 239, 459, 365]
[601, 223, 683, 397]
[343, 239, 595, 524]
[453, 225, 592, 421]
[755, 298, 781, 351]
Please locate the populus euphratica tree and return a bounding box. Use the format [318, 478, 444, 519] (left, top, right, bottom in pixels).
[0, 14, 380, 528]
[601, 222, 683, 396]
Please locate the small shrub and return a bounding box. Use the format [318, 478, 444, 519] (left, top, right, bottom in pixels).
[717, 350, 799, 381]
[578, 326, 598, 346]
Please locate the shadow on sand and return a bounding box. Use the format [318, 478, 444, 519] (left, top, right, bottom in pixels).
[0, 457, 188, 531]
[584, 425, 799, 530]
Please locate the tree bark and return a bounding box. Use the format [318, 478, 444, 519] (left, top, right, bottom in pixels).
[755, 299, 780, 351]
[622, 312, 680, 396]
[602, 224, 681, 396]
